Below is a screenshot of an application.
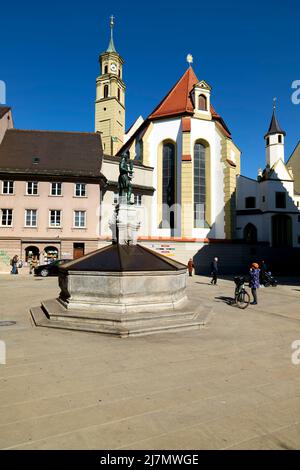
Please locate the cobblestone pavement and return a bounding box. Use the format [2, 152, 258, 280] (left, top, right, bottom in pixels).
[0, 274, 300, 450]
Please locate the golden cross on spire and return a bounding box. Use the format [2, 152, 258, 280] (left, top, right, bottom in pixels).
[110, 15, 115, 28]
[273, 97, 277, 110]
[186, 54, 193, 65]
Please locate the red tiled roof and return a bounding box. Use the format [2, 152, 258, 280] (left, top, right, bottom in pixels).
[118, 67, 232, 155]
[149, 66, 231, 136]
[149, 67, 198, 119]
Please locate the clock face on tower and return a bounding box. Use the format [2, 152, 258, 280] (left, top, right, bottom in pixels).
[110, 63, 117, 73]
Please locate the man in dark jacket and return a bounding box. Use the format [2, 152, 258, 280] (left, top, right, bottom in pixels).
[210, 257, 219, 285]
[249, 263, 260, 305]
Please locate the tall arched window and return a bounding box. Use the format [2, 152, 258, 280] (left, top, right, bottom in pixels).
[103, 85, 109, 98]
[198, 94, 207, 111]
[162, 142, 175, 228]
[194, 142, 206, 227]
[104, 65, 108, 74]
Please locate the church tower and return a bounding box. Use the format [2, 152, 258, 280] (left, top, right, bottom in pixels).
[264, 101, 286, 168]
[95, 16, 125, 155]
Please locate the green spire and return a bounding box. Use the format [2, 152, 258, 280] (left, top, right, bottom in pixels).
[107, 15, 116, 52]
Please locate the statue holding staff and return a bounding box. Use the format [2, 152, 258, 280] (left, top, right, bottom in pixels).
[118, 152, 134, 204]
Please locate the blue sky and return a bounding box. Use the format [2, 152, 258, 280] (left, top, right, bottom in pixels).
[1, 0, 299, 177]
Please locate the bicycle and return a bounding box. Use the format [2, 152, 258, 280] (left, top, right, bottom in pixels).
[232, 276, 250, 309]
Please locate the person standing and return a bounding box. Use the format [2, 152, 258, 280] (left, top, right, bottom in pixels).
[210, 257, 219, 285]
[187, 258, 194, 277]
[249, 263, 260, 305]
[10, 255, 19, 275]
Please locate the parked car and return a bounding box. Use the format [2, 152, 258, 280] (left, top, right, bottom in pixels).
[34, 259, 71, 277]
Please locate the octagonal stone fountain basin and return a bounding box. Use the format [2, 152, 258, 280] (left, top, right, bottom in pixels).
[30, 244, 206, 337]
[58, 244, 188, 314]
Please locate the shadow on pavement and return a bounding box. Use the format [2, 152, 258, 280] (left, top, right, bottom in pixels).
[215, 296, 235, 305]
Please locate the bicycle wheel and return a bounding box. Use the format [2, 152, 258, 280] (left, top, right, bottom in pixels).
[236, 290, 250, 309]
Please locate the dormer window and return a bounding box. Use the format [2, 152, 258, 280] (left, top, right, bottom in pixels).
[198, 94, 207, 111]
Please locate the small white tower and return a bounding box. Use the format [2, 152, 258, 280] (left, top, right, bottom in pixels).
[264, 99, 286, 168]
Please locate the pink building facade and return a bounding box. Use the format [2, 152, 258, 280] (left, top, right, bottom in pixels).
[0, 109, 105, 270]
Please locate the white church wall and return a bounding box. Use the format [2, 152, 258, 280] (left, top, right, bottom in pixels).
[236, 176, 259, 210]
[190, 119, 225, 239]
[148, 118, 182, 237]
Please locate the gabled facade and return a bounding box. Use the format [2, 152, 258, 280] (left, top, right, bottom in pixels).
[114, 66, 241, 243]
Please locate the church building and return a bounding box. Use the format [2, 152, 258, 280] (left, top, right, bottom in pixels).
[97, 18, 241, 260]
[236, 107, 300, 247]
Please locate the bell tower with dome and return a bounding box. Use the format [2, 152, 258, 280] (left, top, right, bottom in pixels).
[95, 16, 125, 155]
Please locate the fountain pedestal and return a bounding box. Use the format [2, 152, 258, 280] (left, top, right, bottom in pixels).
[30, 196, 205, 337]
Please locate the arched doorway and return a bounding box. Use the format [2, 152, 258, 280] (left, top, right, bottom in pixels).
[25, 245, 40, 262]
[44, 246, 59, 264]
[272, 215, 292, 246]
[244, 223, 257, 243]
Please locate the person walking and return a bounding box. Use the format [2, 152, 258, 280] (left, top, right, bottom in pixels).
[210, 257, 219, 285]
[10, 255, 19, 275]
[187, 258, 194, 277]
[249, 262, 260, 305]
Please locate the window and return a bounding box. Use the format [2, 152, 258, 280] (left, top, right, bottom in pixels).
[278, 135, 282, 143]
[275, 192, 286, 209]
[25, 209, 37, 227]
[134, 194, 142, 206]
[245, 197, 256, 209]
[118, 69, 121, 78]
[49, 210, 61, 227]
[104, 65, 108, 74]
[135, 140, 143, 161]
[2, 181, 14, 194]
[298, 236, 300, 244]
[51, 182, 62, 196]
[194, 142, 206, 227]
[162, 142, 175, 228]
[262, 196, 265, 203]
[74, 210, 86, 228]
[198, 94, 207, 111]
[26, 181, 38, 195]
[75, 183, 86, 197]
[266, 137, 270, 146]
[104, 84, 109, 98]
[1, 209, 12, 226]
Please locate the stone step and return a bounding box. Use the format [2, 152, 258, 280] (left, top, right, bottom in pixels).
[31, 304, 206, 338]
[40, 298, 202, 324]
